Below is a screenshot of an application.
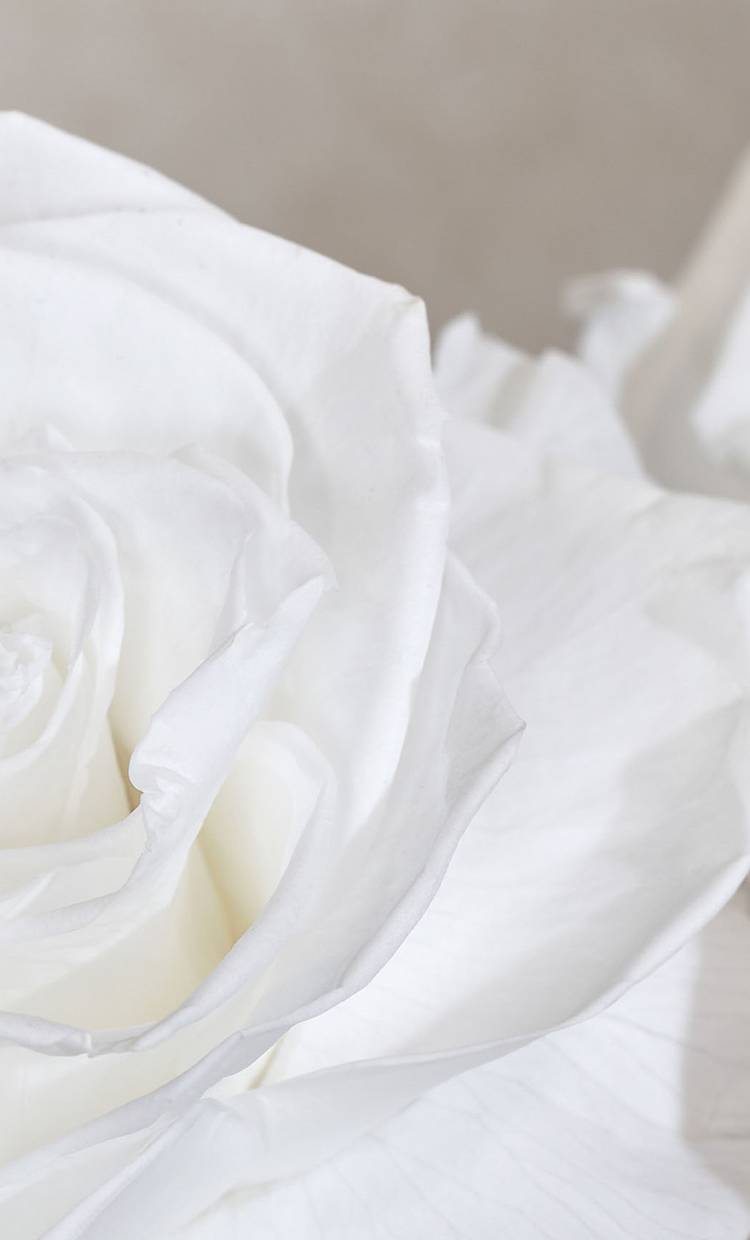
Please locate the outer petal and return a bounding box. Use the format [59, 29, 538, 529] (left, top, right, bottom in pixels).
[0, 112, 208, 223]
[266, 417, 750, 1078]
[434, 313, 642, 477]
[174, 890, 750, 1240]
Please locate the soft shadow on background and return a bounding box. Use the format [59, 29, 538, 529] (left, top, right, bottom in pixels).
[3, 0, 750, 349]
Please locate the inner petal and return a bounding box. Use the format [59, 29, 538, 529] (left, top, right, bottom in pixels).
[0, 623, 53, 740]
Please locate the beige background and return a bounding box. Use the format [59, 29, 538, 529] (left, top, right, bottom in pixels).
[2, 1, 749, 348]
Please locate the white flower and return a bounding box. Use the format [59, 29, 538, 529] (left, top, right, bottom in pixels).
[0, 115, 748, 1239]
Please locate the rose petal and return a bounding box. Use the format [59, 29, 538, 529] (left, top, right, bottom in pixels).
[167, 890, 750, 1240]
[0, 464, 128, 848]
[1, 112, 456, 877]
[0, 114, 208, 224]
[0, 556, 519, 1229]
[0, 121, 522, 1225]
[261, 417, 750, 1086]
[434, 313, 642, 477]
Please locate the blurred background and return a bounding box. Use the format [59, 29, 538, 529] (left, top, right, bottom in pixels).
[2, 0, 749, 349]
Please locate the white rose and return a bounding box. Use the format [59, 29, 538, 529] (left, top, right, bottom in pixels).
[1, 115, 749, 1239]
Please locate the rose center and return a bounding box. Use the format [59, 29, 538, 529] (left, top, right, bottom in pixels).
[0, 624, 53, 732]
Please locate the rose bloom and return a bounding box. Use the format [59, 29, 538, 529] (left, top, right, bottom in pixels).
[0, 115, 749, 1239]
